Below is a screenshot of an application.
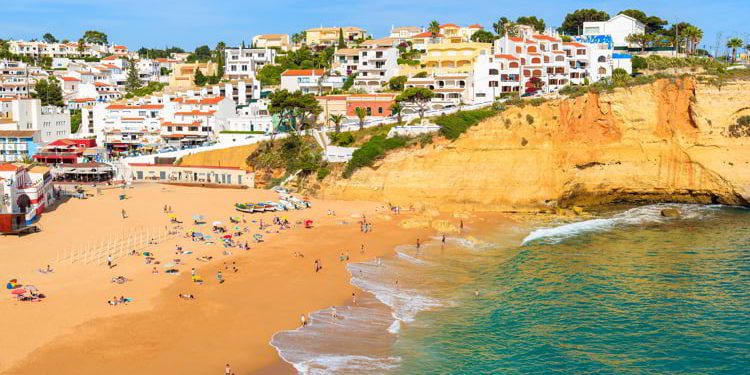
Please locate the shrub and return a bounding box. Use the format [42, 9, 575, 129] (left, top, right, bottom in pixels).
[330, 132, 355, 146]
[526, 114, 535, 125]
[343, 135, 407, 178]
[727, 115, 750, 137]
[316, 166, 330, 181]
[436, 109, 497, 140]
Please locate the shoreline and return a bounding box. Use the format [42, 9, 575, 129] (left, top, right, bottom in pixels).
[2, 183, 434, 375]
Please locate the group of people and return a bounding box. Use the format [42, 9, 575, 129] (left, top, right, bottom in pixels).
[107, 296, 131, 306]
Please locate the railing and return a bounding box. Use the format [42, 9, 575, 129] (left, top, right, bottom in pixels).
[55, 225, 177, 266]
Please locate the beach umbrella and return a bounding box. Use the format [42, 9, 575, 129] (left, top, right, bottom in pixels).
[223, 234, 232, 239]
[212, 221, 223, 226]
[192, 215, 204, 221]
[234, 226, 241, 231]
[11, 289, 26, 295]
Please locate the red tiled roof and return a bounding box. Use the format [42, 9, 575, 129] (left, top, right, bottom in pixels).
[533, 34, 560, 42]
[60, 76, 80, 82]
[440, 23, 460, 28]
[173, 96, 225, 105]
[175, 110, 216, 116]
[413, 31, 444, 38]
[281, 69, 325, 77]
[468, 24, 483, 29]
[161, 121, 202, 127]
[495, 54, 518, 60]
[71, 97, 96, 103]
[102, 55, 118, 61]
[0, 164, 22, 172]
[106, 104, 164, 110]
[564, 42, 586, 48]
[509, 37, 523, 42]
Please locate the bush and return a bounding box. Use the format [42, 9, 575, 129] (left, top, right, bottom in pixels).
[330, 132, 355, 146]
[343, 135, 408, 178]
[316, 166, 331, 181]
[727, 115, 750, 137]
[526, 114, 535, 125]
[436, 109, 497, 140]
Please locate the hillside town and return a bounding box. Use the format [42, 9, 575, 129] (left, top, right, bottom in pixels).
[0, 9, 746, 231]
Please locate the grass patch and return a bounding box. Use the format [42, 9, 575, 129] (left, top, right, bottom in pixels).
[342, 135, 407, 178]
[436, 109, 498, 140]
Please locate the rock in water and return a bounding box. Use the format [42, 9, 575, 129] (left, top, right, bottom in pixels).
[661, 208, 681, 218]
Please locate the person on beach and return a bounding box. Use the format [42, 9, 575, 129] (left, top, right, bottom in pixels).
[216, 271, 224, 284]
[107, 255, 113, 268]
[442, 235, 446, 246]
[416, 238, 421, 249]
[360, 244, 365, 255]
[225, 363, 232, 375]
[352, 292, 357, 305]
[331, 306, 338, 319]
[300, 314, 307, 327]
[475, 289, 480, 297]
[460, 219, 464, 233]
[121, 209, 127, 219]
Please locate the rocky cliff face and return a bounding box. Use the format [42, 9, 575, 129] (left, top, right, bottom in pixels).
[319, 78, 750, 212]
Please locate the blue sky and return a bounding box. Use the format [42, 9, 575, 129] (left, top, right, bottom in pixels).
[2, 0, 747, 53]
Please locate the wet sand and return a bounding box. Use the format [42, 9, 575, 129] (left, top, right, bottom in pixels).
[0, 183, 431, 374]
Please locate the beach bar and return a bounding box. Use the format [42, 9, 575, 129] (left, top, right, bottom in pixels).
[53, 163, 115, 183]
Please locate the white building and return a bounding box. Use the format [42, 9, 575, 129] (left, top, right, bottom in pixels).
[389, 26, 423, 42]
[224, 47, 277, 80]
[225, 101, 274, 135]
[353, 46, 400, 92]
[0, 98, 70, 144]
[582, 14, 646, 49]
[280, 69, 345, 94]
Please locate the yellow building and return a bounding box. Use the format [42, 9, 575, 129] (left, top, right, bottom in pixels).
[252, 34, 290, 51]
[400, 42, 492, 76]
[168, 62, 219, 89]
[305, 27, 368, 47]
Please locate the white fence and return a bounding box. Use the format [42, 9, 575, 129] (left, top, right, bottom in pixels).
[55, 225, 178, 266]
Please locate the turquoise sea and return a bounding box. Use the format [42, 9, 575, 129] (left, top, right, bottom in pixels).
[272, 204, 750, 374]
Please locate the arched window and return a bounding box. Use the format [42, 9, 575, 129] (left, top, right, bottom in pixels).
[555, 55, 565, 62]
[533, 70, 542, 77]
[552, 44, 558, 50]
[509, 62, 519, 68]
[489, 69, 499, 75]
[597, 56, 606, 63]
[528, 46, 537, 53]
[531, 57, 541, 64]
[598, 67, 607, 75]
[521, 58, 526, 64]
[515, 46, 522, 53]
[459, 80, 466, 88]
[523, 70, 531, 77]
[544, 56, 550, 63]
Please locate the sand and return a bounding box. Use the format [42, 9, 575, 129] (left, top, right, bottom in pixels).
[0, 183, 431, 374]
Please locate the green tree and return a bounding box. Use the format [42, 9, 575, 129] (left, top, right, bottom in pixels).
[343, 73, 356, 90]
[329, 114, 345, 133]
[626, 33, 655, 53]
[492, 17, 513, 36]
[70, 109, 82, 133]
[681, 25, 704, 55]
[268, 90, 322, 134]
[388, 75, 408, 91]
[618, 9, 668, 33]
[31, 78, 64, 107]
[396, 87, 434, 120]
[428, 21, 441, 37]
[516, 16, 546, 33]
[338, 28, 346, 48]
[559, 9, 610, 35]
[257, 64, 285, 86]
[214, 41, 226, 78]
[125, 59, 142, 93]
[355, 107, 367, 131]
[76, 38, 85, 54]
[470, 30, 495, 43]
[42, 33, 57, 43]
[82, 30, 108, 45]
[611, 68, 631, 85]
[291, 31, 307, 45]
[194, 69, 208, 86]
[413, 71, 429, 78]
[726, 37, 744, 63]
[191, 45, 212, 62]
[390, 102, 403, 124]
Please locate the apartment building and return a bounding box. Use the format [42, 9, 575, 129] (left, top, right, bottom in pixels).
[0, 164, 56, 226]
[169, 62, 219, 89]
[0, 98, 70, 144]
[353, 46, 400, 92]
[405, 73, 473, 105]
[390, 26, 423, 43]
[7, 40, 109, 58]
[582, 14, 645, 50]
[0, 131, 39, 163]
[406, 42, 492, 76]
[280, 69, 345, 94]
[305, 27, 368, 47]
[333, 48, 361, 76]
[224, 47, 276, 80]
[439, 24, 484, 43]
[252, 34, 291, 51]
[316, 93, 396, 125]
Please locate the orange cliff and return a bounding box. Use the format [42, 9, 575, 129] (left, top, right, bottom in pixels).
[319, 78, 750, 212]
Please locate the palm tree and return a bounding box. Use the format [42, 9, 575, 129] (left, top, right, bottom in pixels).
[329, 114, 345, 133]
[726, 37, 744, 63]
[428, 21, 441, 36]
[390, 102, 403, 124]
[355, 107, 367, 131]
[682, 26, 703, 55]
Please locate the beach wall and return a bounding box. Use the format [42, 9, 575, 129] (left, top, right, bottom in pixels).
[320, 78, 750, 212]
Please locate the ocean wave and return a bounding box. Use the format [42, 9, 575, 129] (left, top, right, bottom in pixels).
[350, 268, 444, 323]
[293, 354, 402, 375]
[396, 251, 429, 265]
[522, 204, 718, 245]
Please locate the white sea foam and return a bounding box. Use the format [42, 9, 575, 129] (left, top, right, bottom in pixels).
[396, 251, 428, 265]
[350, 270, 443, 323]
[293, 355, 402, 375]
[522, 204, 716, 245]
[387, 319, 401, 334]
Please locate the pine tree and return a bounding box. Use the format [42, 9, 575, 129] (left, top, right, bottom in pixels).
[125, 59, 142, 93]
[194, 69, 207, 86]
[338, 28, 346, 48]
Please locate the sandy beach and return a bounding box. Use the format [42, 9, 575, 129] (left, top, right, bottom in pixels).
[0, 183, 432, 374]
